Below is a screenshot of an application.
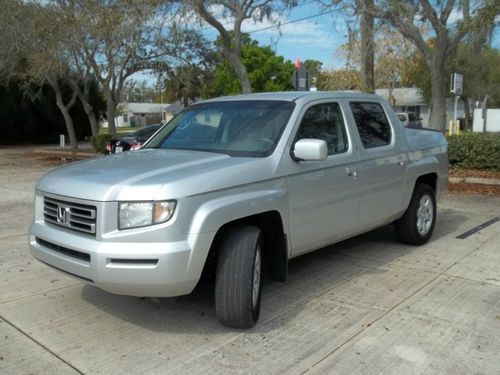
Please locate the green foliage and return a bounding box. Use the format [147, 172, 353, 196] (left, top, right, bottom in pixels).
[408, 44, 500, 107]
[448, 133, 500, 170]
[163, 64, 213, 106]
[452, 46, 500, 106]
[303, 59, 323, 82]
[205, 36, 295, 97]
[91, 133, 114, 154]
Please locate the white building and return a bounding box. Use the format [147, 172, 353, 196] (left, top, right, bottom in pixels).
[375, 88, 430, 127]
[102, 102, 184, 128]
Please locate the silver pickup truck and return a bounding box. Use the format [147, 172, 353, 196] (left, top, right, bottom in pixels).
[29, 92, 448, 328]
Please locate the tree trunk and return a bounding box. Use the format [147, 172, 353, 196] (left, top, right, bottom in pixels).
[462, 96, 471, 131]
[359, 0, 375, 93]
[87, 109, 99, 136]
[78, 83, 99, 136]
[223, 48, 252, 94]
[50, 79, 78, 149]
[57, 100, 78, 149]
[106, 94, 117, 135]
[75, 89, 99, 136]
[428, 56, 447, 131]
[482, 95, 489, 132]
[67, 78, 99, 136]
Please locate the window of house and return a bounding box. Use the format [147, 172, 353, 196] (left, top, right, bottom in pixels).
[123, 114, 128, 123]
[295, 102, 348, 155]
[350, 102, 392, 148]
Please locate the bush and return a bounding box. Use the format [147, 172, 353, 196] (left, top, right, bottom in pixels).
[91, 133, 114, 154]
[448, 133, 500, 170]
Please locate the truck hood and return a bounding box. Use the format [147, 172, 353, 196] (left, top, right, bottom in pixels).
[36, 149, 278, 201]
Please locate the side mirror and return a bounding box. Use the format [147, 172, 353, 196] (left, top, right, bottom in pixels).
[293, 139, 328, 161]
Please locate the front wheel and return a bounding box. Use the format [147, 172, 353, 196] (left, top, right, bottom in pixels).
[215, 225, 263, 329]
[395, 183, 436, 245]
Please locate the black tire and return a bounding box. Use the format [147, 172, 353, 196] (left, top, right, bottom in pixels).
[395, 183, 437, 245]
[215, 225, 263, 329]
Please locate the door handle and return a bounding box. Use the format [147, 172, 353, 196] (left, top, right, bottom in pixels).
[346, 168, 357, 178]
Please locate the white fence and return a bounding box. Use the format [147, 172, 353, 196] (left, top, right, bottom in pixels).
[473, 108, 500, 132]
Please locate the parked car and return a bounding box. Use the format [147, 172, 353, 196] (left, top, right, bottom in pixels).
[397, 112, 423, 128]
[29, 92, 448, 328]
[105, 124, 162, 154]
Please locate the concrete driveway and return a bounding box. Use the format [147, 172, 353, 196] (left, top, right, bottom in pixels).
[1, 147, 499, 374]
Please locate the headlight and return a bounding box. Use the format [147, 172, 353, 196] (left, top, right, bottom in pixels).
[119, 200, 176, 229]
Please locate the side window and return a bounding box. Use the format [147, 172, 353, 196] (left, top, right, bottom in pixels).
[350, 102, 392, 148]
[295, 103, 348, 155]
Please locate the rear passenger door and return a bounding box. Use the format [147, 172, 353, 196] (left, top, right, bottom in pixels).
[285, 101, 359, 256]
[347, 101, 407, 231]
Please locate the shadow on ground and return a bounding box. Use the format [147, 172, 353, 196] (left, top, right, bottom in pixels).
[79, 206, 468, 334]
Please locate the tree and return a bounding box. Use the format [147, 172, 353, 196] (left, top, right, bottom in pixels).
[303, 59, 323, 87]
[337, 24, 425, 90]
[61, 0, 210, 135]
[0, 2, 83, 148]
[162, 64, 212, 107]
[0, 0, 33, 82]
[122, 80, 160, 103]
[357, 0, 375, 93]
[204, 36, 295, 97]
[58, 0, 164, 135]
[187, 0, 292, 93]
[361, 0, 500, 131]
[317, 69, 361, 91]
[1, 1, 106, 147]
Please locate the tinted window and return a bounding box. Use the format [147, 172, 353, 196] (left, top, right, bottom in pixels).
[295, 103, 348, 155]
[146, 100, 295, 157]
[350, 102, 392, 148]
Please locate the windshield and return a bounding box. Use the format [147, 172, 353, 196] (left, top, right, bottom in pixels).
[145, 100, 295, 157]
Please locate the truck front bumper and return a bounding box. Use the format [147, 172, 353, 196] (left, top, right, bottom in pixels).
[29, 222, 214, 297]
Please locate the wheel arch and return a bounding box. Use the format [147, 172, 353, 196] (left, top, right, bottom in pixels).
[204, 211, 288, 284]
[401, 170, 438, 212]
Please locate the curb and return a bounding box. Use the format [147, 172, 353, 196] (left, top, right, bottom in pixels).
[34, 149, 98, 159]
[449, 177, 500, 186]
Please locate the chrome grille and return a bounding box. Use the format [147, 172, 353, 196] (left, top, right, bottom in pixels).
[43, 197, 96, 235]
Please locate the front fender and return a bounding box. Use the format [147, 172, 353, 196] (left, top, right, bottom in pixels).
[188, 187, 288, 234]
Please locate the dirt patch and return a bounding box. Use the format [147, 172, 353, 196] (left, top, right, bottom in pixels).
[448, 182, 500, 196]
[448, 168, 500, 196]
[449, 168, 500, 179]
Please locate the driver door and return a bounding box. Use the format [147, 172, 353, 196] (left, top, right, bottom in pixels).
[285, 101, 359, 256]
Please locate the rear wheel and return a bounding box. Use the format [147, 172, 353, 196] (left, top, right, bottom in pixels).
[395, 183, 436, 245]
[215, 225, 263, 329]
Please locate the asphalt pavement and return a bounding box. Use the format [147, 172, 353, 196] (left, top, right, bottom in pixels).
[1, 146, 499, 374]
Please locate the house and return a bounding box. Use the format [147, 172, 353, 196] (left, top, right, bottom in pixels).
[375, 88, 430, 127]
[101, 102, 183, 128]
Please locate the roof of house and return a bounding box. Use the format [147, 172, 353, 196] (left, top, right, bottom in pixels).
[164, 102, 184, 114]
[122, 102, 168, 114]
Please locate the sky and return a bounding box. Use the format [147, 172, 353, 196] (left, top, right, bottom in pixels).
[201, 2, 352, 70]
[134, 2, 500, 86]
[197, 2, 500, 69]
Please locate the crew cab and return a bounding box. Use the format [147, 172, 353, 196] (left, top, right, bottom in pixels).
[29, 92, 448, 328]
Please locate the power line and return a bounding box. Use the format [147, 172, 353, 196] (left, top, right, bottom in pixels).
[197, 2, 338, 34]
[248, 8, 338, 34]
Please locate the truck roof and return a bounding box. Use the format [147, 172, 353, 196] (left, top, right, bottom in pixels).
[199, 91, 383, 103]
